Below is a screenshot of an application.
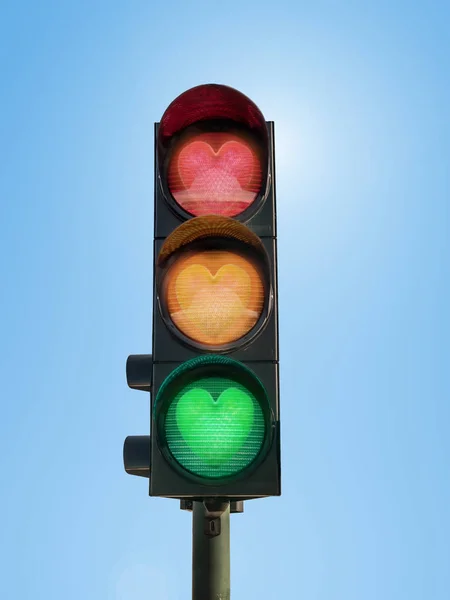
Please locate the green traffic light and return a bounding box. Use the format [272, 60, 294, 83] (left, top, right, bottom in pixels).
[155, 356, 270, 480]
[166, 377, 264, 478]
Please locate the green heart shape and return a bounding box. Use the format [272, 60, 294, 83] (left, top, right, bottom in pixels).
[176, 386, 254, 465]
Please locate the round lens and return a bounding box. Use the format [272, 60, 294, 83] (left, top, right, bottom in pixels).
[167, 131, 263, 217]
[161, 249, 265, 347]
[157, 357, 268, 480]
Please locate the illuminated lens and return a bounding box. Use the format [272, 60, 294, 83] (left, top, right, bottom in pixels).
[163, 250, 265, 346]
[167, 132, 263, 217]
[164, 376, 265, 479]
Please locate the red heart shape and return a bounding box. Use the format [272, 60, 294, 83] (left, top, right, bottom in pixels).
[168, 135, 262, 216]
[177, 140, 255, 190]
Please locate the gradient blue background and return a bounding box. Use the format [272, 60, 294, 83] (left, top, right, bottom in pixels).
[1, 2, 449, 599]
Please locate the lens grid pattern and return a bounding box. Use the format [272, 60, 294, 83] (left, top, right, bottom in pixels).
[164, 376, 265, 479]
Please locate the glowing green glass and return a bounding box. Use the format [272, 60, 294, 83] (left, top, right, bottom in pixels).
[164, 376, 265, 479]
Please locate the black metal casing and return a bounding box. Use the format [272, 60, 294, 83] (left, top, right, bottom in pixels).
[148, 121, 280, 500]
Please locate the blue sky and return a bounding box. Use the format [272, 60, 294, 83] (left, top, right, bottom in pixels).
[1, 1, 449, 599]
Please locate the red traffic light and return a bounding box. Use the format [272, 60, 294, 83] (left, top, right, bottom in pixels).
[158, 84, 269, 219]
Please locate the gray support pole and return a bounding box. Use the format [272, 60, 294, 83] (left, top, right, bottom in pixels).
[192, 500, 230, 600]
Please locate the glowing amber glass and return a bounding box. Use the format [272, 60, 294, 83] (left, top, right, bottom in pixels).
[162, 250, 265, 346]
[167, 132, 263, 217]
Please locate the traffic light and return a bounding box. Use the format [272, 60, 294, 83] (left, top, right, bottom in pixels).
[124, 84, 280, 501]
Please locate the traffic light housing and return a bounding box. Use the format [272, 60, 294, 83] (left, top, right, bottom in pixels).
[125, 84, 280, 501]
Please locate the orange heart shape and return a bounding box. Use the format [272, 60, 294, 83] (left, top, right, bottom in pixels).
[176, 264, 251, 312]
[164, 252, 264, 346]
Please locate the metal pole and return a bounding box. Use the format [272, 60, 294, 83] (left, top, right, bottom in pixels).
[192, 500, 230, 600]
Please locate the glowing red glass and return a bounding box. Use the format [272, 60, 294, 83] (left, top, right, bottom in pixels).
[167, 132, 263, 217]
